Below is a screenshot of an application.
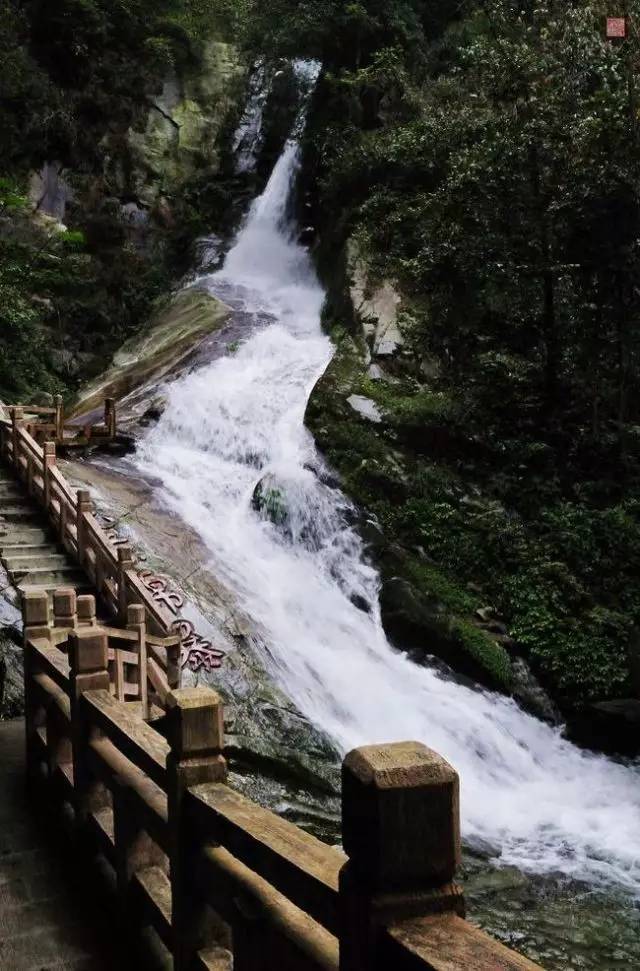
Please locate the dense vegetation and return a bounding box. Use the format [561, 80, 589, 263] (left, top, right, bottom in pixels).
[300, 0, 640, 713]
[2, 0, 640, 716]
[0, 0, 243, 400]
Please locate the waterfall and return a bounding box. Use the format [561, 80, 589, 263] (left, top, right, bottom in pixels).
[233, 59, 271, 174]
[135, 62, 640, 897]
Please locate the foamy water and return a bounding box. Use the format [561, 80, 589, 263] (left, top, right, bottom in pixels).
[135, 60, 640, 895]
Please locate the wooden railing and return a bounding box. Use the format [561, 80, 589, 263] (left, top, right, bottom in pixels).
[22, 596, 542, 971]
[23, 589, 179, 718]
[2, 395, 117, 448]
[0, 417, 183, 699]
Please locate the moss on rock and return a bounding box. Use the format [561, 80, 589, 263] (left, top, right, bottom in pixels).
[306, 331, 515, 694]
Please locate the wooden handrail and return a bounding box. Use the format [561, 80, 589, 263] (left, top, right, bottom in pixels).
[188, 782, 343, 934]
[1, 395, 117, 449]
[2, 418, 185, 695]
[81, 689, 169, 789]
[20, 622, 544, 971]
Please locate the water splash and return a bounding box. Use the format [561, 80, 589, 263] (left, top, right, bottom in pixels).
[233, 59, 271, 175]
[136, 62, 640, 896]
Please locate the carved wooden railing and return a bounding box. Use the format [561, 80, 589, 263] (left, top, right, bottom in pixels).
[0, 416, 187, 697]
[2, 395, 117, 448]
[22, 596, 542, 971]
[24, 589, 179, 717]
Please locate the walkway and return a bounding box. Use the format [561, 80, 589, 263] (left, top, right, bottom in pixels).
[0, 719, 117, 970]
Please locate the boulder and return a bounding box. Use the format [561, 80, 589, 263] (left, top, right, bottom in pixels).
[0, 629, 23, 719]
[566, 699, 640, 756]
[379, 574, 513, 693]
[251, 474, 288, 527]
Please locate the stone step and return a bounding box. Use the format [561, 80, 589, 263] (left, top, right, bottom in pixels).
[0, 507, 44, 523]
[0, 494, 33, 508]
[0, 527, 51, 547]
[17, 576, 93, 598]
[0, 482, 21, 497]
[4, 553, 69, 573]
[0, 541, 58, 557]
[13, 566, 87, 587]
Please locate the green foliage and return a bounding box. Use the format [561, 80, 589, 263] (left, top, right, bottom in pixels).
[451, 619, 513, 690]
[303, 1, 640, 706]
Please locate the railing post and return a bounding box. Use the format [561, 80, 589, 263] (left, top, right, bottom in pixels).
[53, 587, 77, 632]
[127, 604, 148, 718]
[76, 489, 93, 568]
[69, 628, 110, 826]
[11, 405, 24, 472]
[104, 397, 117, 438]
[21, 591, 51, 787]
[22, 590, 51, 645]
[77, 594, 97, 627]
[26, 451, 34, 498]
[166, 687, 227, 971]
[117, 545, 134, 624]
[54, 394, 63, 443]
[339, 742, 464, 971]
[43, 441, 56, 511]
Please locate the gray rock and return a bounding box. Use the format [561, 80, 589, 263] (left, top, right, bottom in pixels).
[346, 394, 383, 423]
[0, 631, 23, 719]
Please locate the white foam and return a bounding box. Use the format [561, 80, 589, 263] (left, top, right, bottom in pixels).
[136, 62, 640, 896]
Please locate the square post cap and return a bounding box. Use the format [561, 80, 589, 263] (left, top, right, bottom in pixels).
[166, 687, 225, 760]
[69, 629, 108, 675]
[22, 590, 50, 626]
[342, 741, 461, 891]
[53, 587, 77, 618]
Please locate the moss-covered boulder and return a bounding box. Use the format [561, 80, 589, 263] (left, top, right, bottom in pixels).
[306, 330, 514, 694]
[71, 288, 230, 419]
[120, 39, 247, 207]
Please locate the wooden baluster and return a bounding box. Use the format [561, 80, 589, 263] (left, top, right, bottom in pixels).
[59, 497, 68, 549]
[339, 742, 464, 971]
[104, 397, 117, 438]
[68, 629, 111, 827]
[113, 630, 125, 703]
[112, 772, 166, 940]
[12, 405, 24, 473]
[26, 451, 34, 497]
[54, 394, 63, 443]
[127, 604, 148, 718]
[117, 545, 134, 624]
[21, 591, 51, 789]
[167, 687, 227, 971]
[43, 441, 56, 513]
[53, 587, 77, 634]
[77, 594, 97, 627]
[46, 695, 73, 781]
[76, 489, 93, 568]
[167, 638, 181, 691]
[95, 549, 106, 607]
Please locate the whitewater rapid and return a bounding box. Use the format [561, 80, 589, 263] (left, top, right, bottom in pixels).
[135, 62, 640, 896]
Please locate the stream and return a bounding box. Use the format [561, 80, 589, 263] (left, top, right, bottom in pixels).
[130, 60, 640, 967]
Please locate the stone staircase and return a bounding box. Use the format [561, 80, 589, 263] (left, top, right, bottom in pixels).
[0, 466, 90, 601]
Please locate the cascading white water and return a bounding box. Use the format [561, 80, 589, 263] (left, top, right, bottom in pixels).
[232, 58, 271, 175]
[136, 61, 640, 896]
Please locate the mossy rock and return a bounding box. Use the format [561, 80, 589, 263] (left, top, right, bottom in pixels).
[306, 335, 514, 693]
[379, 556, 513, 693]
[71, 288, 230, 418]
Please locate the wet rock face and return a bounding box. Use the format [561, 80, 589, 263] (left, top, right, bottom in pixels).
[29, 162, 73, 222]
[0, 633, 23, 719]
[251, 473, 288, 527]
[108, 40, 248, 211]
[566, 699, 640, 756]
[0, 576, 22, 719]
